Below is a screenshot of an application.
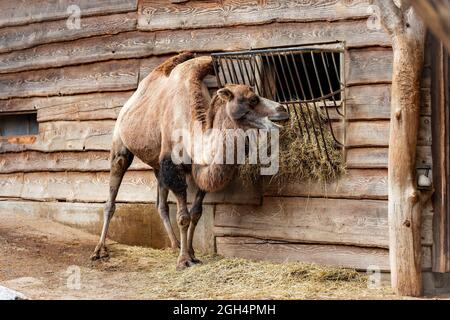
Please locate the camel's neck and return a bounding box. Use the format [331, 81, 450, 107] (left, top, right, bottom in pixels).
[191, 96, 238, 192]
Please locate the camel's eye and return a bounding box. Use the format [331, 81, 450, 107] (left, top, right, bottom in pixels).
[249, 96, 259, 106]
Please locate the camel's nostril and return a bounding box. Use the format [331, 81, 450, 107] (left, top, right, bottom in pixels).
[275, 105, 287, 113]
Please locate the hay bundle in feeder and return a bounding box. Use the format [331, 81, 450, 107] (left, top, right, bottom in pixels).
[239, 103, 346, 184]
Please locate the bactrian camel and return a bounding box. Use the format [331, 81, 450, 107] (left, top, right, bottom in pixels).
[90, 53, 289, 270]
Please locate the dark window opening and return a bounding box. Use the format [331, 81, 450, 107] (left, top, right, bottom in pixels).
[262, 52, 341, 102]
[0, 113, 39, 137]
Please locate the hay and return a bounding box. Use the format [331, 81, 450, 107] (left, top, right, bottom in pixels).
[93, 244, 392, 299]
[239, 104, 346, 184]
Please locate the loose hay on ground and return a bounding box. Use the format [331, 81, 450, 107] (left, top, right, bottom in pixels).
[94, 244, 392, 299]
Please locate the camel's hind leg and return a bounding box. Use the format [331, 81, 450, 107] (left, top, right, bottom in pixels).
[187, 189, 206, 263]
[155, 177, 180, 250]
[91, 139, 134, 260]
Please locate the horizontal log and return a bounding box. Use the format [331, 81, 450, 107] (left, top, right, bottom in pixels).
[345, 84, 391, 120]
[0, 92, 133, 119]
[346, 146, 432, 169]
[0, 171, 261, 205]
[0, 0, 137, 28]
[37, 92, 133, 122]
[339, 118, 431, 147]
[138, 0, 373, 31]
[0, 151, 149, 173]
[264, 169, 388, 200]
[0, 20, 390, 74]
[0, 60, 139, 99]
[0, 200, 214, 253]
[344, 84, 429, 120]
[0, 120, 116, 153]
[216, 236, 390, 271]
[216, 237, 432, 271]
[215, 197, 389, 248]
[215, 197, 433, 248]
[0, 13, 137, 54]
[346, 48, 393, 85]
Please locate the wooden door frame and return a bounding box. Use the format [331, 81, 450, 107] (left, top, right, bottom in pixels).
[431, 35, 450, 273]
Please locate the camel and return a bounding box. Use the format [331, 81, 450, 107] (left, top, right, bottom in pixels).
[90, 53, 289, 270]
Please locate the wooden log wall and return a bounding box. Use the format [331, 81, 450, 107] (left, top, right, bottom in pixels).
[0, 0, 434, 271]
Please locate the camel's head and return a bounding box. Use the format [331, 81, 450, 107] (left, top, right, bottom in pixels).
[217, 84, 289, 130]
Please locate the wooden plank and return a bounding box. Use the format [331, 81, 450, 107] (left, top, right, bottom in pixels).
[138, 0, 373, 31]
[216, 237, 431, 271]
[0, 60, 139, 99]
[345, 121, 390, 147]
[0, 20, 390, 74]
[37, 92, 133, 122]
[0, 171, 261, 205]
[346, 146, 432, 169]
[204, 196, 434, 246]
[0, 199, 214, 253]
[346, 48, 393, 85]
[0, 151, 149, 173]
[216, 236, 390, 271]
[0, 91, 133, 121]
[0, 12, 137, 54]
[0, 0, 138, 28]
[0, 120, 115, 153]
[431, 38, 450, 272]
[341, 118, 431, 147]
[264, 169, 388, 200]
[215, 197, 390, 248]
[346, 84, 391, 120]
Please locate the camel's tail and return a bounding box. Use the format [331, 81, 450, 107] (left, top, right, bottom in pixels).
[154, 52, 196, 77]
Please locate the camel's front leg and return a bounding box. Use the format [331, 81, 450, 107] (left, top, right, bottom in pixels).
[174, 191, 193, 270]
[187, 189, 206, 263]
[159, 156, 196, 270]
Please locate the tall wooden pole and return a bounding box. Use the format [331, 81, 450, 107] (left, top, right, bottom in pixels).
[372, 0, 432, 296]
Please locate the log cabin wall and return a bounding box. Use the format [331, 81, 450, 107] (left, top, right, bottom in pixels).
[0, 1, 434, 273]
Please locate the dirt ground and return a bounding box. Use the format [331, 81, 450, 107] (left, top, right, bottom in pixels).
[0, 211, 444, 300]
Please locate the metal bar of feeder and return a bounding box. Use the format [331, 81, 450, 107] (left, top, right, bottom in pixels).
[311, 52, 343, 147]
[320, 52, 344, 117]
[211, 46, 344, 57]
[280, 53, 304, 137]
[288, 52, 315, 145]
[299, 53, 331, 162]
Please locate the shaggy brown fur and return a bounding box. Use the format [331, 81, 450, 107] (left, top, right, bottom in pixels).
[90, 53, 288, 270]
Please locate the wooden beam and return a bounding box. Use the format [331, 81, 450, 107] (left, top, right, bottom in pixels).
[264, 169, 388, 200]
[0, 0, 138, 28]
[0, 171, 261, 205]
[373, 0, 429, 297]
[215, 197, 390, 248]
[0, 60, 139, 100]
[0, 151, 148, 173]
[137, 0, 373, 31]
[0, 13, 137, 54]
[216, 236, 433, 271]
[0, 20, 390, 74]
[431, 37, 450, 272]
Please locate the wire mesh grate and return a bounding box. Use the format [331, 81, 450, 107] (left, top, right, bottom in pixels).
[211, 46, 345, 163]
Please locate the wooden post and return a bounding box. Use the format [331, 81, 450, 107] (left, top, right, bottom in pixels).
[372, 0, 432, 296]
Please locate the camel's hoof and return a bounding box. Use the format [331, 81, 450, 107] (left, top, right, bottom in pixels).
[176, 256, 197, 271]
[190, 256, 202, 264]
[90, 246, 109, 261]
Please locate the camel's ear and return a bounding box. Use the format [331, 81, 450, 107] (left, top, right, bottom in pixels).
[217, 88, 234, 101]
